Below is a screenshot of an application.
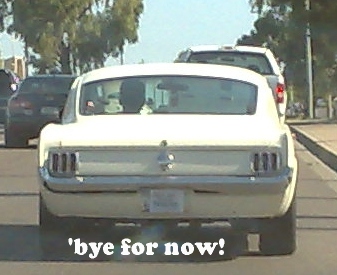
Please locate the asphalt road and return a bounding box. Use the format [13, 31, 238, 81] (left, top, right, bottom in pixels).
[0, 126, 337, 274]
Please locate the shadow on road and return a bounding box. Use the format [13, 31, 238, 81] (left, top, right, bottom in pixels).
[0, 145, 37, 150]
[0, 224, 246, 263]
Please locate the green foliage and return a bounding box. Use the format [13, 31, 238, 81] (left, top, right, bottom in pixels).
[0, 0, 13, 32]
[8, 0, 143, 74]
[242, 0, 337, 102]
[104, 0, 144, 64]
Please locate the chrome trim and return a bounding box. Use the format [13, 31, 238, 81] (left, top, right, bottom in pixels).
[250, 151, 282, 174]
[48, 151, 79, 178]
[39, 166, 293, 194]
[157, 150, 175, 171]
[57, 153, 62, 173]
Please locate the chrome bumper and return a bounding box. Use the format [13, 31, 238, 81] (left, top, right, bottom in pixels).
[39, 167, 294, 195]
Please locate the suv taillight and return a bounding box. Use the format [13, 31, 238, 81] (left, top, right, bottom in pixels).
[276, 83, 285, 103]
[9, 98, 33, 109]
[251, 152, 281, 174]
[48, 152, 78, 177]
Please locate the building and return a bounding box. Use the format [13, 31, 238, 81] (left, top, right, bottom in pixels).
[1, 56, 26, 79]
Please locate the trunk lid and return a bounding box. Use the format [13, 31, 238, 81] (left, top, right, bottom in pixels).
[58, 115, 284, 176]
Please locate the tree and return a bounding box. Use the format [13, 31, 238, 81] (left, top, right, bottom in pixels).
[12, 0, 94, 73]
[242, 0, 337, 101]
[9, 0, 144, 74]
[104, 0, 144, 65]
[0, 0, 13, 32]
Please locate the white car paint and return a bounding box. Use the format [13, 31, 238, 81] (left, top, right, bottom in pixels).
[38, 63, 297, 222]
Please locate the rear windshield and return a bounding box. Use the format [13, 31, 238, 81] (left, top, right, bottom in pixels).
[19, 77, 75, 94]
[79, 75, 258, 115]
[187, 51, 274, 75]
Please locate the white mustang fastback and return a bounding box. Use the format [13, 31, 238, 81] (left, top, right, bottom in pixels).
[38, 63, 298, 255]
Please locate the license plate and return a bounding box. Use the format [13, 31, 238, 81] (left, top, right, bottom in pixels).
[147, 189, 185, 213]
[41, 106, 59, 115]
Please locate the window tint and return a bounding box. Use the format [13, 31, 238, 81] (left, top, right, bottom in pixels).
[188, 51, 274, 75]
[79, 76, 257, 115]
[19, 77, 75, 94]
[62, 81, 78, 124]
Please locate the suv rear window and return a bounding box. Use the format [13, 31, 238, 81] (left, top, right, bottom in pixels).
[187, 51, 274, 75]
[19, 77, 75, 94]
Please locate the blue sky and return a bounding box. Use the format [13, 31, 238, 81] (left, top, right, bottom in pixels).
[0, 0, 257, 66]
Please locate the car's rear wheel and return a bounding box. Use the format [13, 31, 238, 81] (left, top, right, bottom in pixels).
[39, 194, 65, 233]
[5, 126, 28, 148]
[39, 194, 66, 259]
[39, 194, 122, 260]
[259, 199, 296, 256]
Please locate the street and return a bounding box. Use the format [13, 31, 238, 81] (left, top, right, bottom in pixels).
[0, 124, 337, 274]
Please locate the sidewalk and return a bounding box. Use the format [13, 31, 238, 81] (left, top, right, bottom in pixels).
[289, 120, 337, 172]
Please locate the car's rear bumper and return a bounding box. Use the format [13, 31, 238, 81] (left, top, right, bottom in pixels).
[39, 166, 297, 220]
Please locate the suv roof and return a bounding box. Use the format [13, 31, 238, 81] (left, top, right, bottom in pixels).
[25, 74, 77, 79]
[18, 74, 77, 94]
[184, 44, 269, 54]
[175, 44, 281, 76]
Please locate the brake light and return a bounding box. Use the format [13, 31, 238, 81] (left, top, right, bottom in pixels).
[251, 152, 281, 174]
[276, 83, 285, 103]
[48, 152, 78, 177]
[9, 98, 33, 109]
[220, 45, 235, 51]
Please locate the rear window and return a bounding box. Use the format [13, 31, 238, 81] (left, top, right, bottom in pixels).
[187, 51, 274, 75]
[79, 75, 258, 116]
[19, 77, 75, 94]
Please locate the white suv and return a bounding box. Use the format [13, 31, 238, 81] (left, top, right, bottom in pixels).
[174, 45, 287, 121]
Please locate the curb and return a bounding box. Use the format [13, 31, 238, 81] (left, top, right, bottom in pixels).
[287, 119, 337, 126]
[290, 126, 337, 173]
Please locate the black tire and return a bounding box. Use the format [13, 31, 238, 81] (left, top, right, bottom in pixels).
[259, 199, 296, 256]
[39, 194, 66, 259]
[5, 127, 28, 148]
[39, 194, 64, 234]
[39, 194, 102, 234]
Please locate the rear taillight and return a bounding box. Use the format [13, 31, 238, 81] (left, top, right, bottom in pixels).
[276, 83, 285, 103]
[9, 98, 33, 109]
[48, 152, 78, 177]
[251, 152, 281, 174]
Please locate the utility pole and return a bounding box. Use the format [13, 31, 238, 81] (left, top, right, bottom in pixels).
[24, 36, 29, 77]
[305, 0, 314, 118]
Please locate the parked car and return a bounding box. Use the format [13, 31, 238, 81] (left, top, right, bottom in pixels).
[174, 45, 287, 121]
[38, 63, 298, 256]
[0, 69, 20, 123]
[5, 74, 76, 148]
